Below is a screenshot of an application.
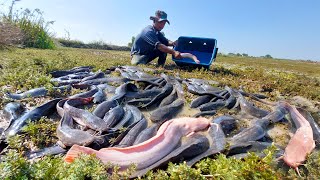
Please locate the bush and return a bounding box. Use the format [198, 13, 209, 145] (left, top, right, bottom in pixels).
[13, 8, 56, 49]
[0, 1, 56, 49]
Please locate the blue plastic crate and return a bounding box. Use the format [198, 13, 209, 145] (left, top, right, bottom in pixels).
[172, 36, 218, 69]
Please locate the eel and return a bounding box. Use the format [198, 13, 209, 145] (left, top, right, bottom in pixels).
[180, 53, 200, 64]
[64, 117, 211, 171]
[279, 102, 315, 175]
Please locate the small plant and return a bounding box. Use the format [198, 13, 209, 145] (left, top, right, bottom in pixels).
[21, 117, 58, 149]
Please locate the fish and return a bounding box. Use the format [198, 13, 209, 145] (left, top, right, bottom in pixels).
[63, 98, 109, 132]
[184, 81, 224, 98]
[213, 115, 237, 135]
[198, 101, 226, 111]
[262, 105, 286, 123]
[159, 88, 178, 107]
[69, 88, 99, 98]
[96, 84, 116, 93]
[227, 141, 284, 159]
[279, 102, 315, 175]
[144, 77, 165, 90]
[64, 117, 211, 171]
[26, 144, 67, 159]
[228, 124, 266, 145]
[56, 112, 106, 147]
[131, 134, 209, 178]
[112, 106, 134, 130]
[228, 141, 276, 156]
[238, 89, 268, 99]
[297, 107, 320, 146]
[125, 88, 162, 100]
[190, 95, 213, 108]
[116, 118, 148, 147]
[2, 102, 25, 126]
[224, 87, 237, 109]
[150, 99, 184, 123]
[133, 123, 160, 145]
[111, 82, 139, 102]
[160, 74, 184, 98]
[52, 79, 82, 86]
[192, 110, 216, 118]
[103, 105, 125, 128]
[238, 92, 269, 118]
[116, 67, 137, 79]
[140, 83, 173, 109]
[180, 52, 200, 64]
[128, 105, 145, 122]
[135, 71, 154, 79]
[78, 77, 130, 86]
[6, 85, 71, 100]
[81, 71, 105, 82]
[4, 98, 61, 137]
[50, 66, 92, 78]
[56, 99, 67, 117]
[127, 98, 152, 107]
[186, 123, 226, 166]
[92, 88, 106, 103]
[92, 99, 118, 119]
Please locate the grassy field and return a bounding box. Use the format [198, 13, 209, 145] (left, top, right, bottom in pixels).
[1, 47, 319, 108]
[0, 47, 320, 179]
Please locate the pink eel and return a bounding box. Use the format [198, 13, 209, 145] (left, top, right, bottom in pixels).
[279, 102, 315, 175]
[180, 53, 200, 64]
[64, 117, 211, 171]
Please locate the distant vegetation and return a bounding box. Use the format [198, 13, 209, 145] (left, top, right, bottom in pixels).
[57, 38, 130, 51]
[128, 36, 135, 48]
[219, 52, 273, 59]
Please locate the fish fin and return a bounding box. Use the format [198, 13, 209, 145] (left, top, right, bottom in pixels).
[57, 141, 66, 149]
[64, 145, 94, 163]
[186, 132, 195, 137]
[295, 167, 301, 177]
[288, 132, 294, 138]
[275, 155, 283, 162]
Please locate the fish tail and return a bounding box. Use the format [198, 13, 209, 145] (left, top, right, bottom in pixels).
[295, 167, 301, 177]
[64, 144, 96, 163]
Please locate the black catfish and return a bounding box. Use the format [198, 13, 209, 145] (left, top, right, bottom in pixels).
[4, 98, 61, 137]
[26, 144, 67, 159]
[64, 98, 109, 132]
[117, 118, 148, 147]
[56, 112, 105, 147]
[92, 99, 118, 119]
[133, 123, 161, 145]
[190, 94, 213, 108]
[150, 99, 184, 123]
[186, 123, 226, 166]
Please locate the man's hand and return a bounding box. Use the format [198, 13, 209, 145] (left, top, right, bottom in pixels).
[172, 40, 178, 47]
[173, 51, 182, 59]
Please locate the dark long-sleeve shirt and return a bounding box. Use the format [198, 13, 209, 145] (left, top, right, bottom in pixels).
[131, 25, 169, 56]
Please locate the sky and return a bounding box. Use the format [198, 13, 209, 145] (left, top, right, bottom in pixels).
[1, 0, 320, 61]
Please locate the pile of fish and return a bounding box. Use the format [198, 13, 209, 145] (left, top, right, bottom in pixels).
[0, 65, 319, 177]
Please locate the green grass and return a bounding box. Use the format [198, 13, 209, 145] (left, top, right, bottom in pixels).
[0, 47, 320, 179]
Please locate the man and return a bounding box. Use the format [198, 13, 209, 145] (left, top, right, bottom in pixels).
[131, 10, 182, 67]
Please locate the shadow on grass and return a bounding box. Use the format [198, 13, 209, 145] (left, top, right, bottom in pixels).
[164, 63, 240, 77]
